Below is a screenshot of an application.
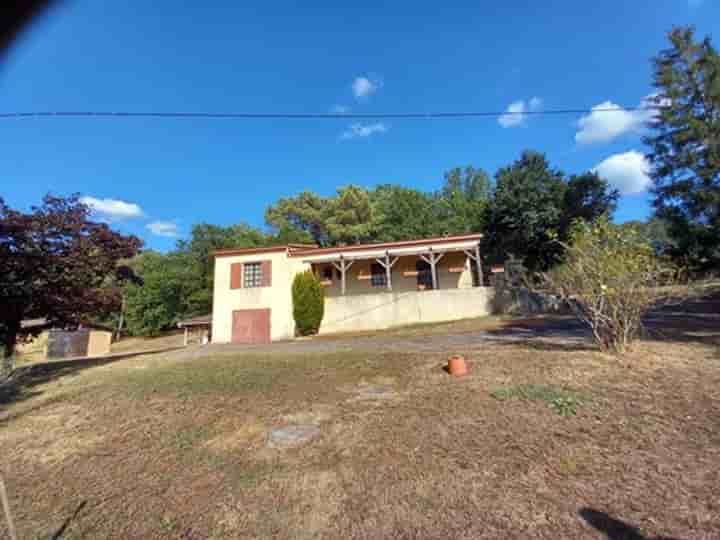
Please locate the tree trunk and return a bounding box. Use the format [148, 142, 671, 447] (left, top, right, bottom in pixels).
[1, 320, 19, 374]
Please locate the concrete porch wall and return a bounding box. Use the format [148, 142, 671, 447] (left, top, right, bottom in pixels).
[319, 286, 495, 335]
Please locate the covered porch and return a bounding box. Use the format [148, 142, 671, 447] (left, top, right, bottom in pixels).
[289, 234, 493, 334]
[295, 234, 485, 297]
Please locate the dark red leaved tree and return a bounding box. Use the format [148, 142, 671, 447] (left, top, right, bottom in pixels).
[0, 195, 142, 359]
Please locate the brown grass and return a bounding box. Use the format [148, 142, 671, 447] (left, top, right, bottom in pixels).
[1, 325, 719, 538]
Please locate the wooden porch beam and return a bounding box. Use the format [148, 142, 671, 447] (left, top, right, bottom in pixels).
[331, 256, 355, 295]
[419, 249, 444, 290]
[375, 251, 399, 291]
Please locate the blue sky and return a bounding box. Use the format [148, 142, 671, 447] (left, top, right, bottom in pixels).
[2, 0, 719, 250]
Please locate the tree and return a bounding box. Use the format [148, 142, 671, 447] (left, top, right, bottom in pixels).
[560, 172, 619, 238]
[618, 218, 674, 256]
[0, 195, 141, 361]
[123, 251, 192, 336]
[325, 185, 375, 245]
[545, 217, 678, 354]
[370, 185, 438, 242]
[265, 191, 331, 246]
[484, 151, 568, 271]
[434, 166, 491, 235]
[291, 270, 325, 336]
[645, 26, 720, 270]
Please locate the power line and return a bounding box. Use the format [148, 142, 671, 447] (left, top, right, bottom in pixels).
[0, 106, 660, 120]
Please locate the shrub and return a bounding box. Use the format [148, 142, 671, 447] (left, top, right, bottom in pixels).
[292, 270, 325, 336]
[544, 217, 683, 354]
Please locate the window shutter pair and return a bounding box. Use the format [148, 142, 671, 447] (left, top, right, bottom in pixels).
[229, 261, 272, 289]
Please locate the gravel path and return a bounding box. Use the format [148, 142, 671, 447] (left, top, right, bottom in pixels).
[168, 318, 592, 361]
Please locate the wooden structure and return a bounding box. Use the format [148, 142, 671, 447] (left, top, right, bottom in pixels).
[177, 314, 212, 346]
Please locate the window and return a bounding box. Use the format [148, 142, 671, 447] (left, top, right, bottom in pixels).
[371, 262, 387, 287]
[322, 267, 334, 281]
[243, 262, 263, 288]
[416, 260, 433, 290]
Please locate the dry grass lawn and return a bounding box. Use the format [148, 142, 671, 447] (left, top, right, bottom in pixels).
[1, 312, 719, 539]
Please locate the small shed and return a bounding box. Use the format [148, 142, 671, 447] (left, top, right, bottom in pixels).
[16, 319, 114, 361]
[177, 315, 212, 346]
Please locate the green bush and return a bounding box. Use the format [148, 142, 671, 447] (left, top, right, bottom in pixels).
[544, 217, 683, 354]
[292, 270, 325, 336]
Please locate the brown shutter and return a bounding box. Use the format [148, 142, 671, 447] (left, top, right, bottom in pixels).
[261, 260, 272, 287]
[230, 263, 243, 289]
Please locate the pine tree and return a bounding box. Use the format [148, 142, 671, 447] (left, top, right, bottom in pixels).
[644, 26, 720, 269]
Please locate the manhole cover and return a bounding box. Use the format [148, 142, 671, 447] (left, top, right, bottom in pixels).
[267, 424, 321, 448]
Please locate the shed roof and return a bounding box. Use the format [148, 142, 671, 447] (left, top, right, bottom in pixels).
[177, 314, 212, 328]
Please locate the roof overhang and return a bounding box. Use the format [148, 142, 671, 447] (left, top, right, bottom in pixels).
[298, 237, 482, 264]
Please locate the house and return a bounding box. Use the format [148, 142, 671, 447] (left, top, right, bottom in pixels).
[211, 234, 494, 344]
[15, 319, 114, 361]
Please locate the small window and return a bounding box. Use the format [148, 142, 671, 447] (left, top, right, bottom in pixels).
[322, 267, 333, 281]
[371, 262, 387, 287]
[243, 262, 263, 288]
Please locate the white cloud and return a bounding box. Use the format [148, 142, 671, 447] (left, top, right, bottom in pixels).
[592, 150, 651, 195]
[575, 96, 657, 144]
[330, 105, 350, 114]
[351, 75, 381, 99]
[498, 97, 543, 128]
[340, 122, 389, 140]
[80, 196, 143, 221]
[146, 221, 179, 237]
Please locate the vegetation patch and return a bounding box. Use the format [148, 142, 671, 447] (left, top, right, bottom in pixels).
[491, 383, 588, 416]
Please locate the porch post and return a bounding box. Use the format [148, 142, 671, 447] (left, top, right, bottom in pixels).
[375, 251, 399, 291]
[420, 249, 444, 290]
[475, 244, 483, 286]
[183, 326, 188, 347]
[464, 244, 484, 287]
[332, 256, 354, 296]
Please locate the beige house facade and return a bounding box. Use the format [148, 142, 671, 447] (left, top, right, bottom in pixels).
[211, 234, 494, 344]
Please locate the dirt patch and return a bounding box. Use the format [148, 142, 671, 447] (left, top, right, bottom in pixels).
[4, 404, 104, 466]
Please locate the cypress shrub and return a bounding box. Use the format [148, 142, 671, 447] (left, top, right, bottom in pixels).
[292, 270, 325, 336]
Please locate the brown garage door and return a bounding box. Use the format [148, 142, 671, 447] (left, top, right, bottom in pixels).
[232, 309, 271, 344]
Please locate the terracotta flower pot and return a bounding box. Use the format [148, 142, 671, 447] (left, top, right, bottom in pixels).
[447, 355, 468, 376]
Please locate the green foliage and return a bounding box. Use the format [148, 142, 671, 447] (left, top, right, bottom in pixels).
[645, 26, 720, 270]
[265, 191, 334, 246]
[561, 172, 619, 237]
[434, 166, 491, 235]
[124, 251, 191, 336]
[546, 217, 678, 354]
[490, 383, 586, 416]
[370, 185, 438, 241]
[325, 185, 376, 244]
[291, 270, 325, 336]
[484, 151, 568, 271]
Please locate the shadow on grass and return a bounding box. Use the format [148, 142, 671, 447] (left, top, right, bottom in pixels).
[51, 500, 87, 540]
[579, 508, 681, 540]
[0, 348, 182, 410]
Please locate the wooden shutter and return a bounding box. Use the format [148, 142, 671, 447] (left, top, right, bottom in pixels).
[230, 263, 243, 289]
[261, 260, 272, 287]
